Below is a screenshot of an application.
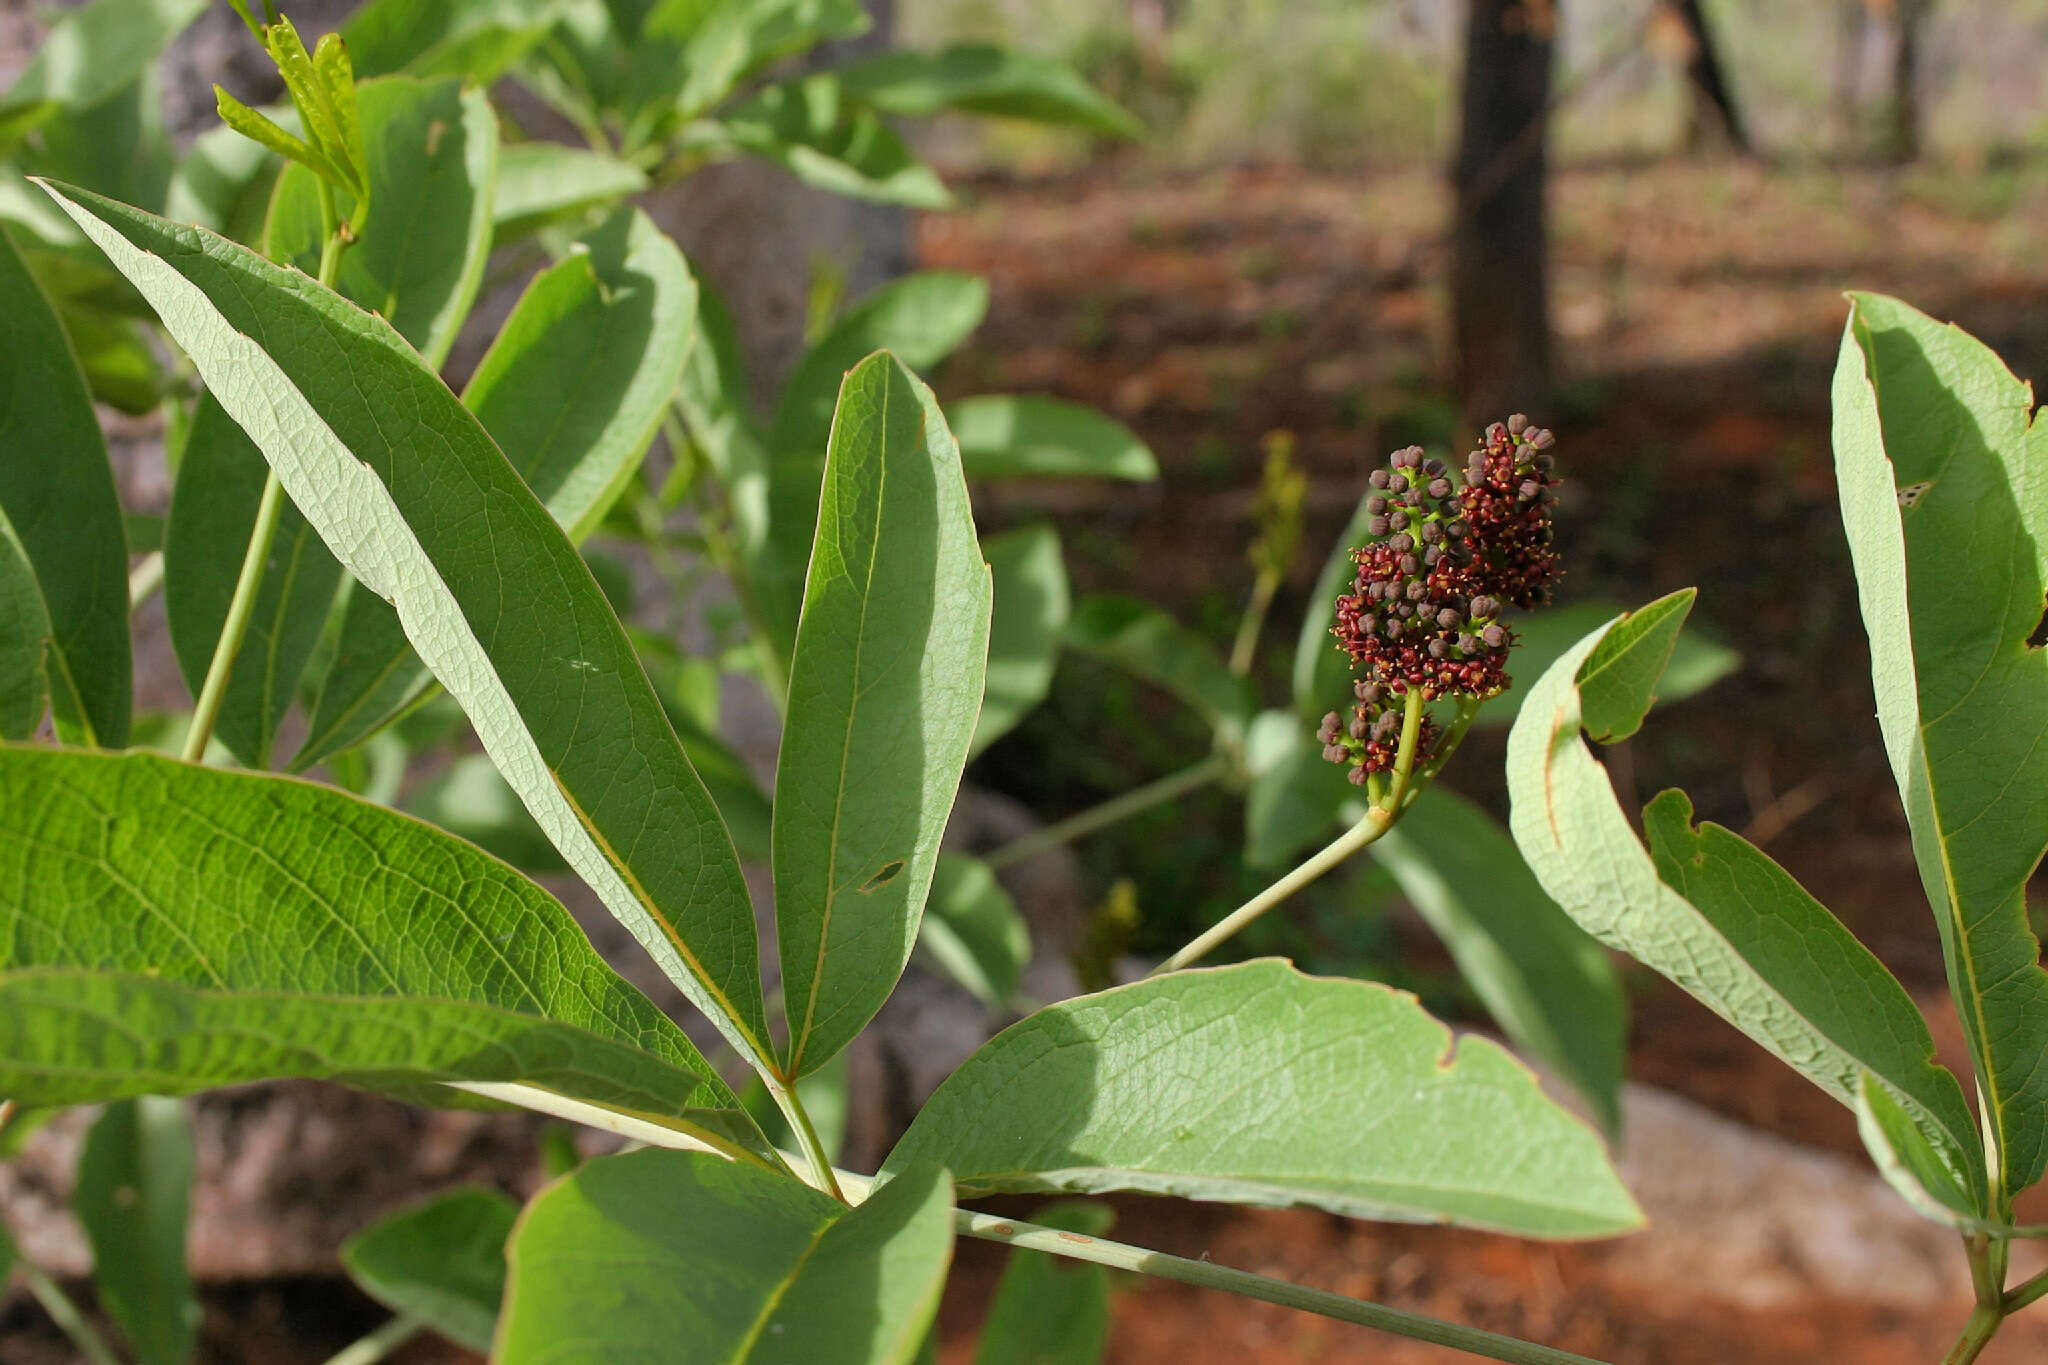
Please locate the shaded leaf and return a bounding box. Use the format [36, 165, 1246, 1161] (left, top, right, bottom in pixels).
[775, 353, 992, 1076]
[47, 181, 774, 1076]
[492, 141, 647, 236]
[946, 395, 1157, 482]
[975, 524, 1069, 757]
[0, 0, 203, 145]
[1241, 708, 1351, 869]
[342, 1188, 518, 1352]
[75, 1096, 197, 1365]
[698, 75, 950, 209]
[406, 752, 567, 874]
[500, 1150, 952, 1365]
[884, 959, 1642, 1239]
[919, 854, 1031, 1006]
[838, 44, 1143, 138]
[0, 224, 129, 747]
[1291, 489, 1374, 721]
[344, 0, 565, 81]
[1064, 594, 1250, 734]
[1834, 293, 2048, 1191]
[1503, 600, 1987, 1215]
[0, 505, 53, 741]
[164, 123, 279, 241]
[622, 0, 869, 140]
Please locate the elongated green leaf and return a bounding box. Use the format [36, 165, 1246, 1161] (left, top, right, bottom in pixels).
[492, 142, 647, 236]
[1834, 293, 2048, 1193]
[0, 225, 128, 747]
[772, 272, 990, 454]
[975, 524, 1069, 757]
[1241, 709, 1352, 868]
[919, 854, 1030, 1006]
[343, 1188, 518, 1352]
[838, 44, 1143, 138]
[500, 1150, 952, 1365]
[75, 1097, 196, 1365]
[164, 395, 344, 767]
[0, 745, 765, 1157]
[214, 86, 351, 191]
[946, 395, 1157, 482]
[1856, 1071, 1979, 1224]
[1472, 599, 1738, 732]
[1372, 786, 1625, 1136]
[46, 182, 774, 1076]
[1503, 597, 1987, 1214]
[0, 506, 52, 741]
[1064, 594, 1251, 733]
[406, 752, 567, 873]
[266, 76, 497, 368]
[22, 68, 174, 215]
[344, 0, 565, 81]
[1575, 590, 1694, 742]
[699, 75, 951, 209]
[296, 207, 695, 770]
[776, 353, 992, 1076]
[974, 1201, 1113, 1365]
[0, 0, 203, 143]
[884, 959, 1642, 1238]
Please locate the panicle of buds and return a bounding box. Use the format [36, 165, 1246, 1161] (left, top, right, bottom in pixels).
[1320, 417, 1563, 777]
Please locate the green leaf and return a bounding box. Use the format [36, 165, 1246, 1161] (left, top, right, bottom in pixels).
[1834, 292, 2048, 1192]
[884, 959, 1643, 1239]
[0, 225, 129, 747]
[265, 76, 498, 368]
[772, 272, 989, 455]
[264, 18, 359, 196]
[1064, 594, 1251, 734]
[164, 395, 345, 768]
[975, 524, 1070, 757]
[775, 353, 992, 1076]
[1503, 601, 1987, 1215]
[1473, 599, 1738, 733]
[500, 1150, 952, 1365]
[0, 0, 204, 140]
[946, 395, 1158, 482]
[0, 745, 765, 1159]
[344, 0, 566, 81]
[492, 141, 647, 237]
[1856, 1071, 1979, 1225]
[1574, 590, 1696, 743]
[296, 206, 695, 770]
[623, 0, 869, 138]
[838, 44, 1143, 138]
[700, 75, 951, 209]
[45, 181, 774, 1077]
[0, 505, 53, 741]
[342, 1187, 518, 1352]
[74, 1097, 197, 1365]
[213, 86, 350, 192]
[919, 854, 1031, 1006]
[55, 302, 163, 413]
[1371, 786, 1625, 1137]
[973, 1201, 1113, 1365]
[21, 70, 175, 215]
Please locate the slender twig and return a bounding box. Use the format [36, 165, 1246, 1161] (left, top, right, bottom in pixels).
[2004, 1263, 2048, 1315]
[1227, 569, 1280, 677]
[18, 1262, 121, 1365]
[762, 1070, 846, 1203]
[128, 550, 164, 610]
[1154, 689, 1427, 974]
[445, 1081, 781, 1174]
[321, 1315, 423, 1365]
[1945, 1233, 2009, 1364]
[983, 753, 1231, 872]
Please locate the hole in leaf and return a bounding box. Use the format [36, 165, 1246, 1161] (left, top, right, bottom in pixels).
[1897, 480, 1933, 509]
[858, 860, 905, 894]
[2028, 598, 2048, 650]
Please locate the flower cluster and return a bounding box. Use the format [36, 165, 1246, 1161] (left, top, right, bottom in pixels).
[1318, 417, 1561, 782]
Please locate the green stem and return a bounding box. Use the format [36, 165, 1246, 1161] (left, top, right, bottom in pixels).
[1227, 569, 1280, 677]
[983, 753, 1231, 872]
[1944, 1304, 2004, 1365]
[180, 470, 287, 762]
[762, 1070, 846, 1203]
[18, 1263, 122, 1365]
[1946, 1234, 2009, 1364]
[321, 1315, 423, 1365]
[2004, 1263, 2048, 1315]
[1154, 689, 1426, 974]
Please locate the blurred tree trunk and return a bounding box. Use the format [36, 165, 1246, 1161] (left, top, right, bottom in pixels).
[1832, 0, 1868, 157]
[1450, 0, 1556, 425]
[1672, 0, 1750, 155]
[1887, 0, 1930, 164]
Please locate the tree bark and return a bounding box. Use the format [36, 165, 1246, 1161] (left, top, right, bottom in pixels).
[1450, 0, 1556, 426]
[1672, 0, 1751, 155]
[1888, 0, 1931, 165]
